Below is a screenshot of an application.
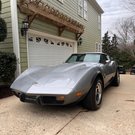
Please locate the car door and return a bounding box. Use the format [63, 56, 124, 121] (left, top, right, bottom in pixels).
[100, 54, 113, 84]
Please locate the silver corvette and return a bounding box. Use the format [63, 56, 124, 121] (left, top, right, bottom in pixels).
[11, 52, 120, 110]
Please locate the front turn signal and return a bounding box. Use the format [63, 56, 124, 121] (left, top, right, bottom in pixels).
[56, 96, 65, 101]
[76, 92, 83, 97]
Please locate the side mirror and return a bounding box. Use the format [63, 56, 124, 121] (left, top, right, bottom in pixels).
[105, 60, 110, 63]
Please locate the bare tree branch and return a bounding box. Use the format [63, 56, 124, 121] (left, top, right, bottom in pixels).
[114, 17, 135, 58]
[124, 0, 135, 12]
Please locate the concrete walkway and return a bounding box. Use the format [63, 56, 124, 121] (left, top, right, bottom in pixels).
[0, 75, 135, 135]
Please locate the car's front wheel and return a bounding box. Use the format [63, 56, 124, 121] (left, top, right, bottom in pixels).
[82, 78, 103, 110]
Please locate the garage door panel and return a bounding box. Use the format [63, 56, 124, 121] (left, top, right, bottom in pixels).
[28, 34, 75, 67]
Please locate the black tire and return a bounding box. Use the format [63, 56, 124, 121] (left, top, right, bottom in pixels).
[112, 71, 120, 86]
[82, 78, 103, 111]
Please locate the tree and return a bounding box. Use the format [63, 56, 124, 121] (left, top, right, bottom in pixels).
[102, 31, 135, 69]
[102, 32, 120, 61]
[125, 0, 135, 12]
[114, 18, 135, 59]
[110, 34, 119, 60]
[118, 50, 135, 69]
[102, 32, 119, 58]
[115, 18, 135, 46]
[111, 34, 118, 48]
[102, 31, 111, 55]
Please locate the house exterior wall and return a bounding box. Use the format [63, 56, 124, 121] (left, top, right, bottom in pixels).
[0, 0, 13, 52]
[17, 0, 102, 72]
[18, 12, 27, 72]
[42, 0, 102, 52]
[78, 2, 101, 52]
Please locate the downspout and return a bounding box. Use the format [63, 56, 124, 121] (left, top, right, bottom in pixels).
[11, 0, 21, 76]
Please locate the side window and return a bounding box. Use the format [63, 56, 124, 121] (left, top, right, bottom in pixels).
[66, 55, 78, 63]
[100, 54, 108, 64]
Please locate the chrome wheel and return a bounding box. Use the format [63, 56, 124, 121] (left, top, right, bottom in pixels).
[95, 82, 102, 105]
[82, 78, 103, 110]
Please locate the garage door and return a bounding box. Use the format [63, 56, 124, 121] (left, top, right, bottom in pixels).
[28, 33, 76, 67]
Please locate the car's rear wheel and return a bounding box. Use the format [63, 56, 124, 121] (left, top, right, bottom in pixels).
[112, 70, 120, 86]
[82, 78, 103, 110]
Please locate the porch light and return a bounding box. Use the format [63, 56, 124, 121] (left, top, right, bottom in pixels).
[77, 37, 83, 46]
[21, 18, 29, 36]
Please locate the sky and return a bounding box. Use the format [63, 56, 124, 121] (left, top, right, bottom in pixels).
[97, 0, 134, 36]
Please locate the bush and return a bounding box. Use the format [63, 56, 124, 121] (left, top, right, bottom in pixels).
[0, 52, 16, 83]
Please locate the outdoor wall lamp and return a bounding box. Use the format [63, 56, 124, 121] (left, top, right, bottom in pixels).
[21, 18, 29, 36]
[77, 37, 83, 46]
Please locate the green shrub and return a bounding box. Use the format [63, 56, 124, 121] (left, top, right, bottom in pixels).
[0, 52, 16, 83]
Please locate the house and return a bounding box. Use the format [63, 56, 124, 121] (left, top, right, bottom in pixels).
[0, 0, 103, 76]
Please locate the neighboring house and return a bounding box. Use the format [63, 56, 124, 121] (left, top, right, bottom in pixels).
[0, 0, 103, 75]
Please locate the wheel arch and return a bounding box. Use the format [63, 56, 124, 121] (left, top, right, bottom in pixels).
[91, 72, 104, 89]
[82, 71, 104, 110]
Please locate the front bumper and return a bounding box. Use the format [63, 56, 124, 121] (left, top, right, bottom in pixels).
[20, 93, 64, 105]
[12, 90, 82, 106]
[13, 91, 66, 105]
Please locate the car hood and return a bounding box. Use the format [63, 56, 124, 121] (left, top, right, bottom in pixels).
[11, 62, 99, 94]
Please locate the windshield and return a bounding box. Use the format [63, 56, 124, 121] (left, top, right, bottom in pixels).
[66, 54, 100, 63]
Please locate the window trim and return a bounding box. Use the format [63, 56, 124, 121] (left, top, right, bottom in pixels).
[83, 0, 88, 20]
[95, 42, 102, 52]
[78, 0, 83, 17]
[78, 0, 88, 20]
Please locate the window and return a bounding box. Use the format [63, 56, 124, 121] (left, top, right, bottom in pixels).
[100, 54, 110, 64]
[95, 43, 102, 52]
[78, 0, 83, 17]
[100, 54, 107, 64]
[98, 15, 101, 30]
[66, 54, 85, 63]
[78, 0, 88, 20]
[84, 54, 100, 62]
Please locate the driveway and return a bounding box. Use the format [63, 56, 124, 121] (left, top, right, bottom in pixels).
[0, 75, 135, 135]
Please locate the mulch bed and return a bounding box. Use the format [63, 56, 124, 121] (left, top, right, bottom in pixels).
[0, 85, 13, 99]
